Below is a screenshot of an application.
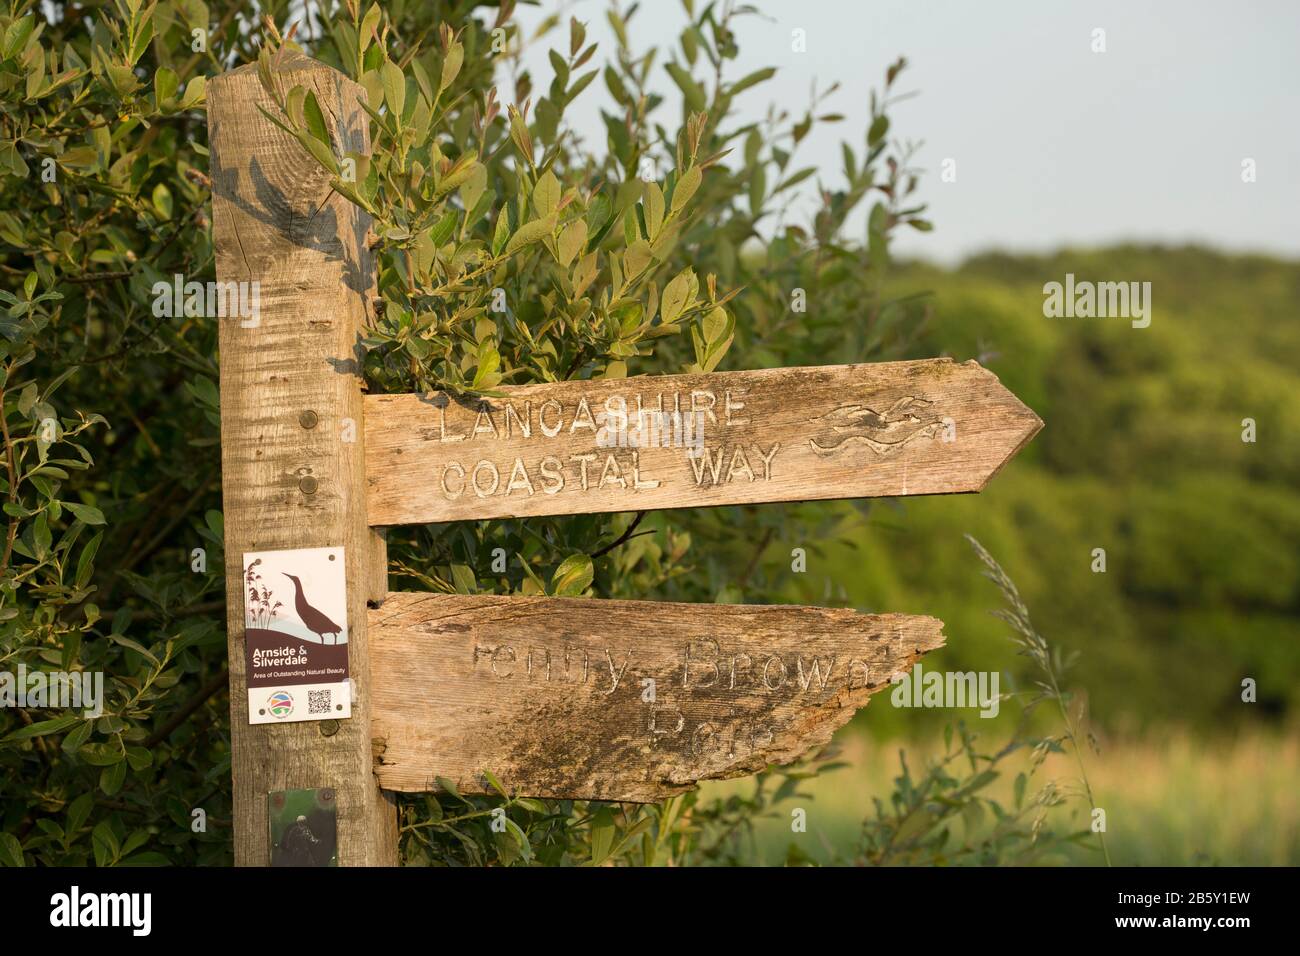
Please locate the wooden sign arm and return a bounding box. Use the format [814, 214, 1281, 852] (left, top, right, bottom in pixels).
[369, 593, 946, 803]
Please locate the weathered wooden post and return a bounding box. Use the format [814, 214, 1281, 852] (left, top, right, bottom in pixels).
[210, 54, 398, 865]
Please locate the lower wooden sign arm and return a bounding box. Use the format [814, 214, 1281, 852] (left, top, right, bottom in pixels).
[369, 593, 945, 803]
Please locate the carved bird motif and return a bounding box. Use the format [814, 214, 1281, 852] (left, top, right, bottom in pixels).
[282, 573, 343, 644]
[809, 396, 945, 457]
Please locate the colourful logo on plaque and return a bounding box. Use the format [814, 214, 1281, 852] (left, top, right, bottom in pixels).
[267, 691, 294, 718]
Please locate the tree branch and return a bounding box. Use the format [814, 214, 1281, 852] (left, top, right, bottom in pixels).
[592, 511, 648, 558]
[144, 667, 229, 748]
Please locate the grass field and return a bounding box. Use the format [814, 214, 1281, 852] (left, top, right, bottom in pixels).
[701, 727, 1300, 866]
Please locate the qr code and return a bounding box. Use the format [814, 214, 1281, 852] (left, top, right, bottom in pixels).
[308, 689, 332, 715]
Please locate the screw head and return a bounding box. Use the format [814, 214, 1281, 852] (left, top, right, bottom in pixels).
[299, 409, 319, 429]
[299, 475, 319, 495]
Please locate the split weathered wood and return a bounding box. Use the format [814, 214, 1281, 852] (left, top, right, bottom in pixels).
[210, 54, 397, 866]
[369, 593, 945, 801]
[363, 359, 1042, 525]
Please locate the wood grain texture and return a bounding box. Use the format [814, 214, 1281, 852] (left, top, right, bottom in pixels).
[211, 54, 397, 865]
[370, 592, 945, 801]
[364, 358, 1042, 525]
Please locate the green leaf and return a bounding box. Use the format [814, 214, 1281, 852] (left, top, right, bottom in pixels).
[111, 633, 160, 665]
[0, 833, 24, 867]
[256, 45, 276, 100]
[66, 792, 94, 834]
[128, 17, 155, 67]
[516, 553, 548, 593]
[440, 42, 464, 94]
[359, 68, 384, 109]
[471, 344, 501, 390]
[92, 820, 119, 866]
[589, 805, 615, 864]
[76, 531, 102, 587]
[459, 163, 488, 215]
[643, 182, 665, 237]
[33, 513, 51, 560]
[360, 4, 383, 53]
[2, 714, 80, 742]
[154, 67, 179, 106]
[671, 166, 701, 213]
[382, 59, 406, 118]
[491, 209, 511, 255]
[557, 219, 587, 267]
[297, 131, 339, 174]
[868, 113, 890, 147]
[504, 215, 556, 257]
[961, 798, 986, 836]
[567, 69, 598, 104]
[100, 759, 127, 796]
[730, 67, 776, 96]
[503, 818, 533, 864]
[660, 268, 694, 325]
[106, 62, 141, 97]
[702, 306, 728, 344]
[24, 51, 46, 99]
[748, 164, 766, 216]
[61, 719, 93, 755]
[80, 743, 126, 767]
[428, 210, 457, 247]
[151, 182, 173, 221]
[665, 62, 706, 113]
[450, 563, 476, 594]
[18, 384, 39, 417]
[0, 141, 27, 178]
[774, 167, 816, 195]
[482, 768, 509, 798]
[179, 75, 205, 109]
[624, 240, 652, 278]
[3, 17, 35, 60]
[303, 89, 331, 146]
[534, 170, 561, 218]
[551, 553, 593, 596]
[549, 47, 569, 88]
[604, 65, 629, 105]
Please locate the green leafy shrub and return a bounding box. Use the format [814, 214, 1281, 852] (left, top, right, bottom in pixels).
[1, 0, 1097, 866]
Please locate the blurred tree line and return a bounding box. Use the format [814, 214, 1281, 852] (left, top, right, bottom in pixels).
[768, 246, 1300, 735]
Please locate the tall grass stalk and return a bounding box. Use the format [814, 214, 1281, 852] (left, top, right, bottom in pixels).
[965, 534, 1112, 866]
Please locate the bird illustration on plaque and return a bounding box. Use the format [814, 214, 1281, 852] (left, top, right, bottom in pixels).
[242, 547, 350, 725]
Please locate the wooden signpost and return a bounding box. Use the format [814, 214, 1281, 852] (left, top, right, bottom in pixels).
[210, 56, 1042, 864]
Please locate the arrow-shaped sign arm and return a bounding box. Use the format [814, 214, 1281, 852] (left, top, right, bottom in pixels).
[369, 593, 945, 802]
[364, 358, 1043, 525]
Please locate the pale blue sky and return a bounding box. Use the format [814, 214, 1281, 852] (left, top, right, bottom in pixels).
[514, 0, 1300, 263]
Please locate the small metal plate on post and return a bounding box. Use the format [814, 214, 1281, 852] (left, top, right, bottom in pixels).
[269, 788, 338, 867]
